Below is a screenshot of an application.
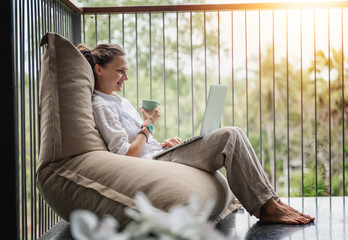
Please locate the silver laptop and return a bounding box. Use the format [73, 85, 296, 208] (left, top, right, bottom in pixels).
[153, 84, 228, 159]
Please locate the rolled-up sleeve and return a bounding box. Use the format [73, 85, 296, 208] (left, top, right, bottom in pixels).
[92, 103, 130, 155]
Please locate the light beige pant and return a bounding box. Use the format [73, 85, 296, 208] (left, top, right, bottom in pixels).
[157, 127, 279, 217]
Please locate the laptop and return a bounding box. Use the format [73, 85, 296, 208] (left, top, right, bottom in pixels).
[152, 84, 228, 159]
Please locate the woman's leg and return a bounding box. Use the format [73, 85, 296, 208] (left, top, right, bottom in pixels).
[157, 127, 314, 224]
[231, 128, 314, 222]
[232, 127, 279, 201]
[157, 127, 276, 216]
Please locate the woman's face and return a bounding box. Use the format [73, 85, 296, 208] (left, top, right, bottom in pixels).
[95, 55, 128, 94]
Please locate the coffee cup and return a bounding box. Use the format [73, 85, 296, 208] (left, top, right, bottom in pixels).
[142, 99, 160, 111]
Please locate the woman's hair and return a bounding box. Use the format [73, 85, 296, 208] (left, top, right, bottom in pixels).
[77, 43, 126, 77]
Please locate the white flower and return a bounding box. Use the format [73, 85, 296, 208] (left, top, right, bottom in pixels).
[70, 210, 128, 240]
[70, 210, 99, 240]
[70, 192, 225, 240]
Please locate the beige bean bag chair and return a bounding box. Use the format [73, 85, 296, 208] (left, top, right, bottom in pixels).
[36, 32, 235, 228]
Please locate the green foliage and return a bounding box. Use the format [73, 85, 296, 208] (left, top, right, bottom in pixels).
[290, 162, 348, 197]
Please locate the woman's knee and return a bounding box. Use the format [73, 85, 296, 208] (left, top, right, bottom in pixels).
[215, 127, 244, 141]
[223, 126, 245, 135]
[231, 126, 247, 136]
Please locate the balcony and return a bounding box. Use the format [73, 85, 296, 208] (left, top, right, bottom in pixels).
[7, 0, 348, 239]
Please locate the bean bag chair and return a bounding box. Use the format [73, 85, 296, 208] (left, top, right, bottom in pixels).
[36, 32, 235, 228]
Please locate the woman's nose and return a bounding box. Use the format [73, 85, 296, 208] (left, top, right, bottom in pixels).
[123, 73, 128, 80]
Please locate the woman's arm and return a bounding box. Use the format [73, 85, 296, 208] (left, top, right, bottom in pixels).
[125, 126, 150, 157]
[125, 106, 160, 157]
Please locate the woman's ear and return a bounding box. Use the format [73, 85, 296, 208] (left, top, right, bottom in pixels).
[94, 64, 103, 77]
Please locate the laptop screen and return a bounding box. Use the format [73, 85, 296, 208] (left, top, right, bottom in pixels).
[200, 84, 228, 136]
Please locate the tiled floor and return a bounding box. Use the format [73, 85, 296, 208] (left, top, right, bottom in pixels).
[216, 197, 347, 240]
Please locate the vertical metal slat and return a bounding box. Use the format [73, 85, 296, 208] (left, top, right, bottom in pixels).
[272, 10, 277, 190]
[83, 13, 86, 43]
[300, 9, 304, 198]
[286, 9, 290, 198]
[108, 13, 111, 43]
[259, 10, 262, 166]
[328, 8, 332, 196]
[176, 11, 180, 137]
[163, 12, 167, 139]
[218, 11, 221, 84]
[13, 0, 20, 238]
[149, 12, 152, 99]
[232, 10, 235, 126]
[341, 8, 345, 197]
[190, 11, 194, 138]
[245, 10, 249, 137]
[314, 9, 318, 197]
[29, 0, 37, 237]
[95, 13, 97, 45]
[122, 13, 125, 97]
[135, 13, 139, 110]
[204, 11, 207, 103]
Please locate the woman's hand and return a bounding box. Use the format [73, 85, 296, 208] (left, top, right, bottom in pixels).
[139, 106, 161, 126]
[160, 137, 182, 149]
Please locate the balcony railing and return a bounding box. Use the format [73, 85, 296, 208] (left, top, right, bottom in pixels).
[12, 1, 80, 239]
[10, 0, 348, 239]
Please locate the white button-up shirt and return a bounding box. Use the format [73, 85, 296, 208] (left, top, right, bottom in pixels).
[92, 90, 164, 159]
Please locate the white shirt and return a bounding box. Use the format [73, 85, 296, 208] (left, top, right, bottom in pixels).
[92, 90, 164, 159]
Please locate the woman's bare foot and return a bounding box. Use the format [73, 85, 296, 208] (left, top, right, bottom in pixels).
[278, 200, 315, 222]
[259, 198, 314, 225]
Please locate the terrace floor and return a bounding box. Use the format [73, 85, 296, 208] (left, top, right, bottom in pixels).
[216, 196, 348, 240]
[39, 197, 347, 240]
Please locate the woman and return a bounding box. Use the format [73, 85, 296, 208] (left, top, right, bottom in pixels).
[78, 43, 315, 225]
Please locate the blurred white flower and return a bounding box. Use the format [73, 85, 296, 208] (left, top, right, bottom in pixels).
[70, 192, 225, 240]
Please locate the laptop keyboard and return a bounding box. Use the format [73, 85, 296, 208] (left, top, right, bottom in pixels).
[181, 136, 201, 145]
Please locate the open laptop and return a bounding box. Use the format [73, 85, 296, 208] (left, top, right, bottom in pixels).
[152, 84, 228, 159]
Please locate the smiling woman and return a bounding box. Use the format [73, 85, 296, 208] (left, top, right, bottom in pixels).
[77, 40, 315, 225]
[78, 43, 166, 158]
